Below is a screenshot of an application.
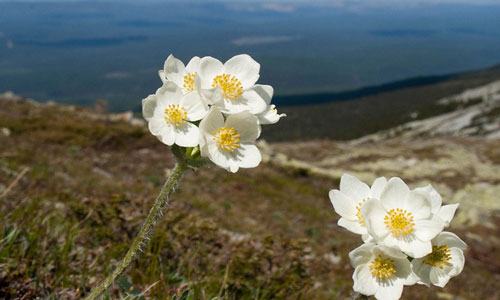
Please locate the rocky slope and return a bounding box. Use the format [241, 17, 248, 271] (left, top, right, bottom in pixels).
[355, 80, 500, 142]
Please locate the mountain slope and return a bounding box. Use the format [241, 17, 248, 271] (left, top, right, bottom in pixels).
[264, 64, 500, 141]
[355, 80, 500, 142]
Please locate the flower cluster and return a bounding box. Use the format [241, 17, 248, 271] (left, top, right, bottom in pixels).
[330, 174, 466, 300]
[142, 54, 285, 172]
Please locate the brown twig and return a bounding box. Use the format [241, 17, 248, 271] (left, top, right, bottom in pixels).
[0, 167, 29, 198]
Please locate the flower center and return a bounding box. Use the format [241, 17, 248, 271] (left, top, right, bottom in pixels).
[369, 255, 396, 279]
[213, 127, 240, 152]
[183, 72, 196, 92]
[384, 208, 415, 237]
[355, 197, 369, 226]
[212, 73, 243, 100]
[423, 245, 452, 269]
[164, 104, 187, 127]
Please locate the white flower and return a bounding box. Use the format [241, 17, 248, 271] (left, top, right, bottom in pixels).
[350, 243, 418, 300]
[199, 107, 262, 173]
[329, 174, 387, 238]
[362, 177, 445, 258]
[412, 232, 466, 287]
[159, 54, 201, 95]
[253, 85, 286, 125]
[197, 54, 267, 115]
[144, 82, 208, 147]
[414, 184, 459, 227]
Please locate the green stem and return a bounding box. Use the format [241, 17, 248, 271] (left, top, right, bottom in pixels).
[85, 161, 189, 300]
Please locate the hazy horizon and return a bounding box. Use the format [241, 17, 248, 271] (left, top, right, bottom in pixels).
[1, 0, 499, 110]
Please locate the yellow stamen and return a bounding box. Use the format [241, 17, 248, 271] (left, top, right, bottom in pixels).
[369, 255, 396, 279]
[213, 127, 240, 152]
[183, 72, 197, 92]
[384, 208, 415, 237]
[423, 245, 452, 269]
[212, 73, 243, 100]
[356, 197, 369, 226]
[164, 104, 187, 127]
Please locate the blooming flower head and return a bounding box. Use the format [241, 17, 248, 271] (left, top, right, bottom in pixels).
[253, 85, 286, 125]
[159, 54, 201, 95]
[412, 232, 467, 287]
[362, 177, 445, 258]
[144, 54, 281, 173]
[199, 107, 262, 173]
[197, 54, 267, 115]
[143, 82, 208, 147]
[329, 174, 387, 237]
[350, 243, 418, 300]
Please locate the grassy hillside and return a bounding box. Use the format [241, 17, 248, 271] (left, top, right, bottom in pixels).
[265, 64, 500, 141]
[1, 96, 499, 299]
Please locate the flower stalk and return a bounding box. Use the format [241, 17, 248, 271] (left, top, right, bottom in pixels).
[85, 158, 189, 300]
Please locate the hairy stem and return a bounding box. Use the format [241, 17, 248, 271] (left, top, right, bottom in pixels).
[85, 161, 189, 300]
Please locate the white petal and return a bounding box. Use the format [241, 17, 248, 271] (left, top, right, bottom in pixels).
[156, 81, 182, 107]
[149, 120, 175, 146]
[206, 142, 231, 171]
[180, 92, 208, 121]
[393, 257, 417, 285]
[148, 113, 167, 135]
[158, 70, 167, 84]
[240, 88, 268, 114]
[428, 186, 443, 213]
[218, 88, 268, 115]
[362, 233, 376, 243]
[200, 86, 223, 105]
[362, 199, 390, 241]
[370, 177, 387, 199]
[376, 245, 408, 260]
[199, 56, 224, 89]
[174, 122, 200, 147]
[437, 204, 459, 227]
[199, 107, 224, 135]
[380, 177, 410, 211]
[433, 232, 467, 250]
[225, 112, 260, 142]
[253, 84, 273, 105]
[142, 94, 157, 121]
[163, 54, 185, 87]
[413, 185, 438, 214]
[411, 258, 432, 286]
[185, 56, 201, 73]
[429, 267, 452, 288]
[329, 190, 357, 220]
[338, 218, 366, 235]
[374, 284, 403, 300]
[257, 105, 285, 125]
[448, 248, 465, 277]
[414, 216, 444, 242]
[400, 237, 432, 258]
[223, 54, 260, 88]
[353, 265, 378, 296]
[235, 144, 261, 169]
[339, 174, 371, 202]
[349, 243, 375, 268]
[404, 190, 431, 220]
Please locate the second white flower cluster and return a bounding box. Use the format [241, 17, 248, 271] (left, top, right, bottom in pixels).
[330, 174, 466, 300]
[142, 54, 285, 173]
